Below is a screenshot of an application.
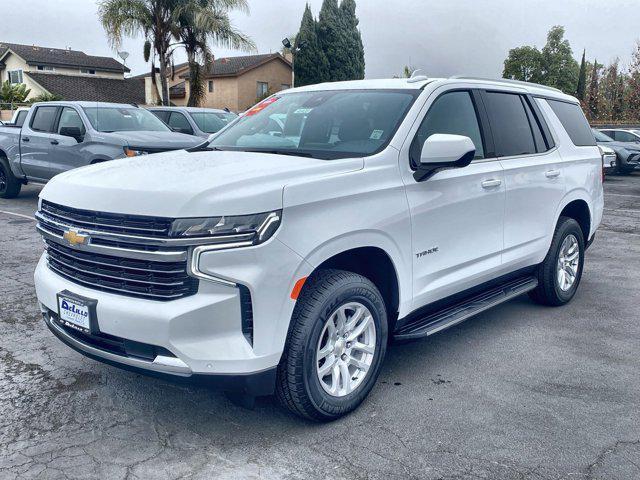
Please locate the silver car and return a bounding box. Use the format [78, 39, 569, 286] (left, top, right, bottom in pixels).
[148, 107, 238, 139]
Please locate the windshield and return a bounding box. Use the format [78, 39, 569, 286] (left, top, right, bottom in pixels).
[207, 89, 419, 159]
[593, 129, 613, 142]
[82, 106, 170, 133]
[190, 111, 237, 133]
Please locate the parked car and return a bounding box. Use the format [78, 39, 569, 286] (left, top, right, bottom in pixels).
[148, 107, 238, 139]
[593, 128, 640, 174]
[598, 128, 640, 144]
[0, 101, 203, 198]
[33, 77, 603, 421]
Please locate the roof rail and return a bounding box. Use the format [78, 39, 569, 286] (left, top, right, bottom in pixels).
[450, 76, 564, 94]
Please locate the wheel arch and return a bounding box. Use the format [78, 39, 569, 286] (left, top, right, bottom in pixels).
[555, 193, 591, 243]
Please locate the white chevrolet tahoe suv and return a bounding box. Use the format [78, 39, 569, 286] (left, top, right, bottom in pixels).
[34, 77, 604, 421]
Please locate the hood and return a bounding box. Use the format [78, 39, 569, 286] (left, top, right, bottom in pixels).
[40, 150, 363, 217]
[97, 130, 203, 150]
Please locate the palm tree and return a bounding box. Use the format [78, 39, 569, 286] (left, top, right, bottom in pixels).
[174, 0, 255, 106]
[99, 0, 175, 105]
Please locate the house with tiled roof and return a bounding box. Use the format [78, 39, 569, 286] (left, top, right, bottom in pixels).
[0, 42, 144, 104]
[138, 53, 293, 111]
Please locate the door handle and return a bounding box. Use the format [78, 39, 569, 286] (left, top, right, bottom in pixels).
[50, 140, 59, 145]
[481, 179, 502, 188]
[22, 136, 29, 142]
[545, 169, 561, 178]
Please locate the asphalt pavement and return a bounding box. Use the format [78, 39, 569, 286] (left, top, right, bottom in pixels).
[0, 176, 639, 480]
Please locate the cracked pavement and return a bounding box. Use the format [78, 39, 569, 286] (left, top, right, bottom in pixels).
[1, 174, 639, 480]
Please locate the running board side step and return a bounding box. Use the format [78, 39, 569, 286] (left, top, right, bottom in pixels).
[393, 276, 538, 341]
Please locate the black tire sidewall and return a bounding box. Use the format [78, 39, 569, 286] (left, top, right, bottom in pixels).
[301, 279, 387, 418]
[550, 219, 585, 303]
[0, 158, 20, 198]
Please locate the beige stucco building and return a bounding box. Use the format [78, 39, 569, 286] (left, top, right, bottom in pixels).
[139, 53, 293, 112]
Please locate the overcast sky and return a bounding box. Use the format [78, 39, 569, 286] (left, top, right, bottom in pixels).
[2, 0, 638, 78]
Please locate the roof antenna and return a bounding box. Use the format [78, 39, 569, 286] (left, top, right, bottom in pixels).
[407, 69, 428, 83]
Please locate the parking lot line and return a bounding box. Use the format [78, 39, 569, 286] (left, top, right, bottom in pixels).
[0, 210, 36, 221]
[604, 192, 640, 198]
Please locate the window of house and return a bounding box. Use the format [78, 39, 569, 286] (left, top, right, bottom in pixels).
[410, 90, 485, 166]
[80, 69, 96, 75]
[257, 82, 269, 98]
[208, 80, 214, 93]
[37, 65, 55, 72]
[8, 70, 23, 84]
[483, 91, 536, 157]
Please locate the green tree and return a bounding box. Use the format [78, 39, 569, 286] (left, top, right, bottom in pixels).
[318, 0, 350, 81]
[626, 42, 640, 121]
[586, 60, 601, 120]
[502, 46, 543, 83]
[339, 0, 365, 80]
[0, 81, 30, 107]
[99, 0, 175, 105]
[174, 0, 254, 107]
[540, 26, 579, 93]
[294, 4, 329, 86]
[28, 92, 62, 103]
[576, 49, 587, 101]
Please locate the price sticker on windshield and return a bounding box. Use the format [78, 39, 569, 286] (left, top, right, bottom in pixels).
[245, 97, 280, 116]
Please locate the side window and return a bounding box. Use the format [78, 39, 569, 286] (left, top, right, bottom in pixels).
[152, 110, 169, 123]
[168, 112, 193, 134]
[411, 91, 485, 166]
[15, 111, 28, 127]
[616, 131, 638, 143]
[57, 107, 86, 135]
[30, 106, 58, 132]
[521, 97, 547, 152]
[483, 92, 536, 157]
[547, 100, 596, 147]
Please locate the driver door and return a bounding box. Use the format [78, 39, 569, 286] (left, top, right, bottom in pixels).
[401, 88, 506, 310]
[47, 106, 88, 179]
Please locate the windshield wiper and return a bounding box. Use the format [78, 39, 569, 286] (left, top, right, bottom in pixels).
[243, 149, 316, 158]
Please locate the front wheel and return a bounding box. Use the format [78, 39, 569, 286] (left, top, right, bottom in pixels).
[0, 158, 22, 199]
[529, 216, 585, 306]
[276, 269, 388, 421]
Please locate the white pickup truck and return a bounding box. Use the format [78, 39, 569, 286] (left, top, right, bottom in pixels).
[34, 77, 603, 420]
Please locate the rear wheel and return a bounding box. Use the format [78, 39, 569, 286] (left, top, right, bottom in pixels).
[529, 216, 585, 306]
[276, 269, 388, 421]
[0, 158, 22, 199]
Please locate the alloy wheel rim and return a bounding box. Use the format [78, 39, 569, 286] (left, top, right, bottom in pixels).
[316, 301, 376, 397]
[557, 234, 580, 292]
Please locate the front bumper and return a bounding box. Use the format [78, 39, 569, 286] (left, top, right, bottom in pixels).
[34, 234, 311, 387]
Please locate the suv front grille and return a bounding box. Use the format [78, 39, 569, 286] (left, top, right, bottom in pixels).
[45, 240, 198, 300]
[41, 200, 174, 238]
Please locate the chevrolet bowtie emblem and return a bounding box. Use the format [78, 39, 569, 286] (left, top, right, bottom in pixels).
[63, 229, 89, 246]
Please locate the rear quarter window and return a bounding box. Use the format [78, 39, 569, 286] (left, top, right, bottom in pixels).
[547, 100, 596, 147]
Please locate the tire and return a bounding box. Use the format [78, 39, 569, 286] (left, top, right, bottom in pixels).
[529, 216, 585, 306]
[276, 269, 388, 421]
[0, 157, 22, 199]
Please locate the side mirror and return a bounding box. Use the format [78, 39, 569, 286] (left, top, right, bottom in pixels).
[414, 134, 476, 182]
[60, 126, 83, 143]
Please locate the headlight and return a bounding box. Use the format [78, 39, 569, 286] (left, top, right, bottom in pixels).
[169, 211, 282, 245]
[124, 147, 149, 157]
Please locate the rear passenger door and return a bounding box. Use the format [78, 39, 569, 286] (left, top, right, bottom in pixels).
[19, 105, 59, 181]
[481, 90, 565, 269]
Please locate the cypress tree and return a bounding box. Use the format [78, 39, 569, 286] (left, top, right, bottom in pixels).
[318, 0, 351, 81]
[576, 49, 587, 101]
[294, 4, 329, 87]
[587, 60, 600, 121]
[339, 0, 365, 80]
